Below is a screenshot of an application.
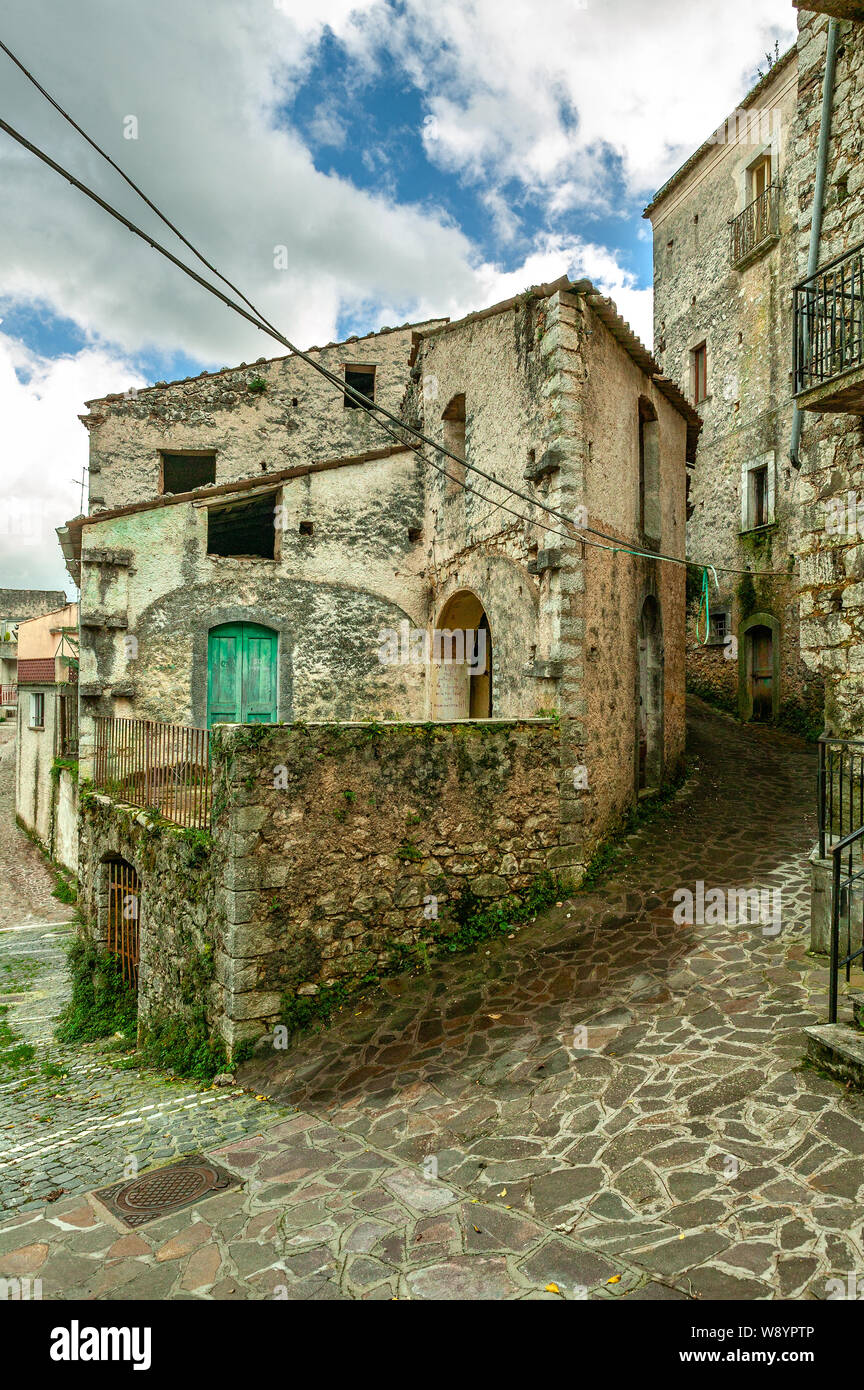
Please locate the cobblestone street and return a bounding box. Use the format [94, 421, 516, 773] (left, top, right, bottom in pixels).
[2, 701, 864, 1300]
[0, 720, 287, 1219]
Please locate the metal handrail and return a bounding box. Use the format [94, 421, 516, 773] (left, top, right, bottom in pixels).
[729, 183, 779, 267]
[818, 735, 864, 857]
[793, 239, 864, 292]
[830, 821, 864, 1022]
[794, 242, 864, 394]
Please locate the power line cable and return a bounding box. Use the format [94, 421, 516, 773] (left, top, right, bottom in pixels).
[0, 47, 790, 579]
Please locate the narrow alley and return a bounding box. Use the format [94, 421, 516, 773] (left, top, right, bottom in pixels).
[1, 702, 862, 1300]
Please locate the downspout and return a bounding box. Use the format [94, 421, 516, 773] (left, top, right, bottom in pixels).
[790, 16, 839, 468]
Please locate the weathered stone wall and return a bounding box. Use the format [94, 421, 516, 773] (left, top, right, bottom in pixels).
[83, 322, 444, 513]
[75, 718, 563, 1053]
[15, 687, 78, 874]
[0, 589, 67, 623]
[211, 719, 563, 1047]
[580, 297, 689, 838]
[793, 11, 864, 735]
[76, 792, 227, 1032]
[647, 50, 823, 728]
[412, 291, 577, 723]
[76, 448, 430, 771]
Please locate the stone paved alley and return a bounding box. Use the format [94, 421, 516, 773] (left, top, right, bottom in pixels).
[2, 700, 864, 1300]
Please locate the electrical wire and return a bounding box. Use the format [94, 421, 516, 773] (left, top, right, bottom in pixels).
[0, 41, 792, 579]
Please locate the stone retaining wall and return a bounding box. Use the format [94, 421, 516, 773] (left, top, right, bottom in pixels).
[77, 718, 564, 1054]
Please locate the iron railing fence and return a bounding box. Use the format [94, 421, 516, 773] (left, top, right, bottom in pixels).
[794, 241, 864, 394]
[0, 685, 16, 706]
[818, 736, 864, 857]
[829, 823, 864, 1023]
[93, 717, 212, 831]
[730, 183, 779, 267]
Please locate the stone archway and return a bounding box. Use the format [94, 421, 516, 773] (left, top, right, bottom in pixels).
[637, 595, 664, 792]
[432, 590, 492, 719]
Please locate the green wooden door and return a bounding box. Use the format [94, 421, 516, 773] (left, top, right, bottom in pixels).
[207, 623, 277, 727]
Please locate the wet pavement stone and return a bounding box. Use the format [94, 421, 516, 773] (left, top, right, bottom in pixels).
[3, 701, 864, 1299]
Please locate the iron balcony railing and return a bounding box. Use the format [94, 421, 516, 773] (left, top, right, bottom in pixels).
[818, 736, 864, 857]
[730, 184, 779, 268]
[829, 823, 864, 1024]
[794, 241, 864, 394]
[93, 716, 212, 831]
[0, 684, 16, 706]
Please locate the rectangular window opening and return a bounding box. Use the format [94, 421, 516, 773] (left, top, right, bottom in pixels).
[299, 521, 314, 536]
[344, 365, 376, 408]
[709, 611, 728, 643]
[691, 343, 708, 404]
[29, 692, 45, 729]
[207, 491, 278, 559]
[750, 465, 769, 528]
[161, 453, 216, 494]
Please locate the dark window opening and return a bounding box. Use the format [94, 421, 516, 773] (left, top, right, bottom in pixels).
[691, 343, 708, 404]
[709, 611, 728, 643]
[443, 393, 467, 494]
[162, 453, 216, 494]
[685, 470, 695, 521]
[299, 521, 314, 536]
[750, 465, 768, 528]
[207, 492, 277, 558]
[291, 397, 298, 407]
[344, 365, 376, 408]
[407, 526, 422, 543]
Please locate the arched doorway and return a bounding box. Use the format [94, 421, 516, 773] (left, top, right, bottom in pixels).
[207, 622, 278, 727]
[748, 626, 773, 722]
[637, 596, 664, 792]
[106, 857, 140, 992]
[738, 612, 780, 722]
[432, 591, 492, 719]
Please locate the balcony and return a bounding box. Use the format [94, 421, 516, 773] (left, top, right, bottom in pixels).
[794, 242, 864, 413]
[729, 184, 779, 270]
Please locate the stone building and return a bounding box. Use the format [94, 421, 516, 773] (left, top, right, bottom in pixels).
[644, 45, 823, 734]
[0, 588, 68, 705]
[60, 279, 699, 855]
[15, 600, 79, 874]
[789, 0, 864, 736]
[58, 279, 699, 1047]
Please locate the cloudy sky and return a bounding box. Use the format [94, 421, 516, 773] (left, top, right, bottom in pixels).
[1, 0, 798, 592]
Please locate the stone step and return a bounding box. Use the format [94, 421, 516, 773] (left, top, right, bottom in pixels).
[848, 988, 864, 1031]
[805, 1023, 864, 1089]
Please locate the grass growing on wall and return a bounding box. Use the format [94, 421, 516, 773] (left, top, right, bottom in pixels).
[55, 935, 229, 1080]
[55, 936, 137, 1045]
[135, 1015, 228, 1083]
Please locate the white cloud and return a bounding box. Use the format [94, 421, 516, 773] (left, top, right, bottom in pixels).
[0, 334, 143, 590]
[351, 0, 798, 209]
[0, 0, 794, 585]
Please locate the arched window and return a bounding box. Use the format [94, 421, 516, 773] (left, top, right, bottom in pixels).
[432, 590, 492, 719]
[638, 399, 661, 544]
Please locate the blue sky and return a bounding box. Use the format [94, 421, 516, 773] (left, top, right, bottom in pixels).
[0, 0, 798, 591]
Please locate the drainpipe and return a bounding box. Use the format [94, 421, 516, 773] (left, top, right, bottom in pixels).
[789, 16, 839, 468]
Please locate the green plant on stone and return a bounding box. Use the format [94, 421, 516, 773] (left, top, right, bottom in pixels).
[56, 936, 137, 1044]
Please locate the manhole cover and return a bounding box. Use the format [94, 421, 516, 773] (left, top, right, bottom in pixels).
[95, 1155, 238, 1228]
